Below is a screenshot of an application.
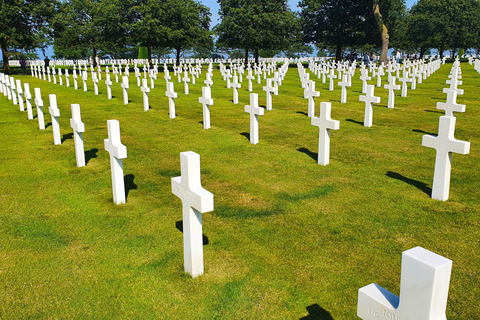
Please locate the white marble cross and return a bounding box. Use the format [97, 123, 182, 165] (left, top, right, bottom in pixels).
[437, 88, 465, 117]
[262, 78, 275, 111]
[52, 67, 57, 84]
[384, 76, 400, 109]
[231, 75, 241, 104]
[47, 67, 51, 82]
[305, 80, 320, 117]
[24, 83, 34, 120]
[140, 78, 150, 111]
[104, 120, 127, 205]
[58, 68, 63, 86]
[422, 116, 470, 201]
[16, 79, 24, 112]
[48, 94, 61, 145]
[360, 85, 381, 128]
[171, 151, 214, 278]
[10, 77, 18, 105]
[338, 74, 349, 103]
[245, 93, 264, 144]
[70, 104, 86, 167]
[65, 69, 70, 87]
[358, 246, 452, 320]
[199, 86, 213, 129]
[105, 73, 113, 100]
[92, 72, 99, 95]
[121, 75, 129, 105]
[82, 71, 88, 92]
[204, 72, 213, 88]
[246, 69, 254, 92]
[183, 71, 190, 94]
[398, 71, 412, 97]
[34, 87, 45, 130]
[311, 102, 340, 165]
[166, 81, 177, 119]
[359, 68, 371, 94]
[73, 70, 78, 90]
[272, 72, 280, 95]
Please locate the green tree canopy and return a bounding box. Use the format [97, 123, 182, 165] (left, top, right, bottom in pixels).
[215, 0, 300, 64]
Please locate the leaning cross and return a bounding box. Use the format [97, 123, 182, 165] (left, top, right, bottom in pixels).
[104, 120, 127, 205]
[358, 246, 452, 320]
[311, 102, 340, 165]
[171, 151, 214, 278]
[422, 116, 470, 201]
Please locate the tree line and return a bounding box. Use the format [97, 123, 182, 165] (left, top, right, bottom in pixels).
[1, 0, 480, 74]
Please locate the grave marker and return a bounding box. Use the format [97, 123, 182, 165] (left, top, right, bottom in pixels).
[384, 76, 400, 109]
[121, 75, 129, 105]
[104, 120, 127, 205]
[34, 87, 45, 130]
[48, 94, 61, 145]
[166, 82, 177, 119]
[70, 104, 86, 167]
[140, 78, 150, 111]
[15, 79, 24, 112]
[244, 93, 264, 144]
[199, 86, 213, 129]
[311, 102, 340, 165]
[360, 85, 381, 128]
[263, 78, 274, 111]
[24, 83, 34, 120]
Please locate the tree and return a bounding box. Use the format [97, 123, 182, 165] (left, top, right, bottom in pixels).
[216, 0, 299, 64]
[1, 0, 57, 74]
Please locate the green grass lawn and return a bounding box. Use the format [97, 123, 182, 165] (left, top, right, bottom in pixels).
[0, 61, 478, 319]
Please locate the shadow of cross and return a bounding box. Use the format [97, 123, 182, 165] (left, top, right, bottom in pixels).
[171, 151, 213, 278]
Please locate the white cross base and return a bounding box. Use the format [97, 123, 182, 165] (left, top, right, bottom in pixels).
[171, 151, 214, 278]
[311, 102, 340, 165]
[245, 93, 264, 144]
[104, 120, 127, 205]
[357, 246, 452, 320]
[70, 104, 86, 167]
[422, 116, 470, 201]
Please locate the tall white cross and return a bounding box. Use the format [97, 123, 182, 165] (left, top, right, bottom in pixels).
[24, 83, 34, 120]
[384, 76, 400, 109]
[65, 69, 70, 87]
[204, 72, 213, 88]
[104, 120, 128, 205]
[311, 102, 340, 165]
[422, 116, 470, 201]
[70, 104, 86, 167]
[246, 69, 254, 92]
[231, 75, 241, 104]
[398, 71, 412, 97]
[140, 78, 150, 111]
[92, 72, 99, 95]
[327, 69, 337, 92]
[34, 87, 45, 130]
[338, 74, 349, 104]
[48, 94, 61, 145]
[437, 88, 465, 117]
[359, 68, 371, 94]
[305, 80, 320, 117]
[121, 75, 129, 105]
[171, 151, 214, 278]
[105, 73, 113, 100]
[10, 77, 18, 105]
[166, 81, 177, 119]
[82, 71, 88, 92]
[58, 68, 63, 86]
[199, 86, 213, 129]
[262, 78, 275, 111]
[245, 93, 264, 144]
[358, 246, 452, 320]
[272, 72, 280, 95]
[183, 71, 190, 94]
[360, 85, 381, 128]
[15, 79, 24, 112]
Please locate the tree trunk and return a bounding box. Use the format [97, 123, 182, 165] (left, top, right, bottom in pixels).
[373, 0, 389, 65]
[1, 37, 10, 75]
[176, 47, 181, 65]
[245, 48, 249, 65]
[92, 47, 97, 66]
[420, 47, 426, 59]
[335, 44, 342, 62]
[148, 46, 152, 65]
[254, 48, 259, 65]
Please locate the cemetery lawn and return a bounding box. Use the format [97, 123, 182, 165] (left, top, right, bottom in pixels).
[0, 63, 479, 319]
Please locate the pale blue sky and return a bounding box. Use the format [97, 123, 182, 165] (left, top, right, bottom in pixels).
[201, 0, 418, 27]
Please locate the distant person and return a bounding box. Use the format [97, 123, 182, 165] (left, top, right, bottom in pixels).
[396, 50, 401, 63]
[20, 56, 27, 74]
[89, 56, 93, 66]
[95, 55, 100, 68]
[44, 56, 50, 68]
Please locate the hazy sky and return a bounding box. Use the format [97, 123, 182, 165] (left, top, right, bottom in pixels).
[201, 0, 418, 27]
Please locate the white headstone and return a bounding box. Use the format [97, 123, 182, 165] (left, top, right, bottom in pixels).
[358, 246, 452, 320]
[305, 80, 320, 117]
[140, 78, 150, 111]
[183, 71, 190, 95]
[92, 72, 99, 95]
[48, 94, 61, 145]
[171, 151, 214, 278]
[311, 102, 340, 165]
[437, 89, 465, 117]
[360, 85, 381, 128]
[24, 83, 34, 120]
[104, 120, 127, 205]
[121, 75, 129, 105]
[338, 74, 349, 103]
[384, 76, 400, 109]
[105, 73, 113, 100]
[15, 79, 24, 111]
[422, 116, 470, 201]
[70, 104, 86, 167]
[166, 81, 177, 119]
[231, 75, 241, 104]
[244, 93, 264, 144]
[199, 86, 213, 129]
[34, 87, 45, 130]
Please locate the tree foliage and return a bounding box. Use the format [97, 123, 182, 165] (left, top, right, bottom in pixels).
[215, 0, 299, 63]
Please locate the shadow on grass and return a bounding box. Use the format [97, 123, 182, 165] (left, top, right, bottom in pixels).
[61, 132, 73, 143]
[386, 171, 431, 196]
[124, 174, 137, 200]
[300, 304, 334, 320]
[240, 132, 250, 141]
[346, 119, 364, 126]
[85, 148, 98, 165]
[424, 109, 444, 114]
[260, 104, 267, 109]
[45, 122, 52, 129]
[175, 220, 209, 245]
[412, 129, 436, 136]
[296, 111, 308, 116]
[297, 147, 318, 162]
